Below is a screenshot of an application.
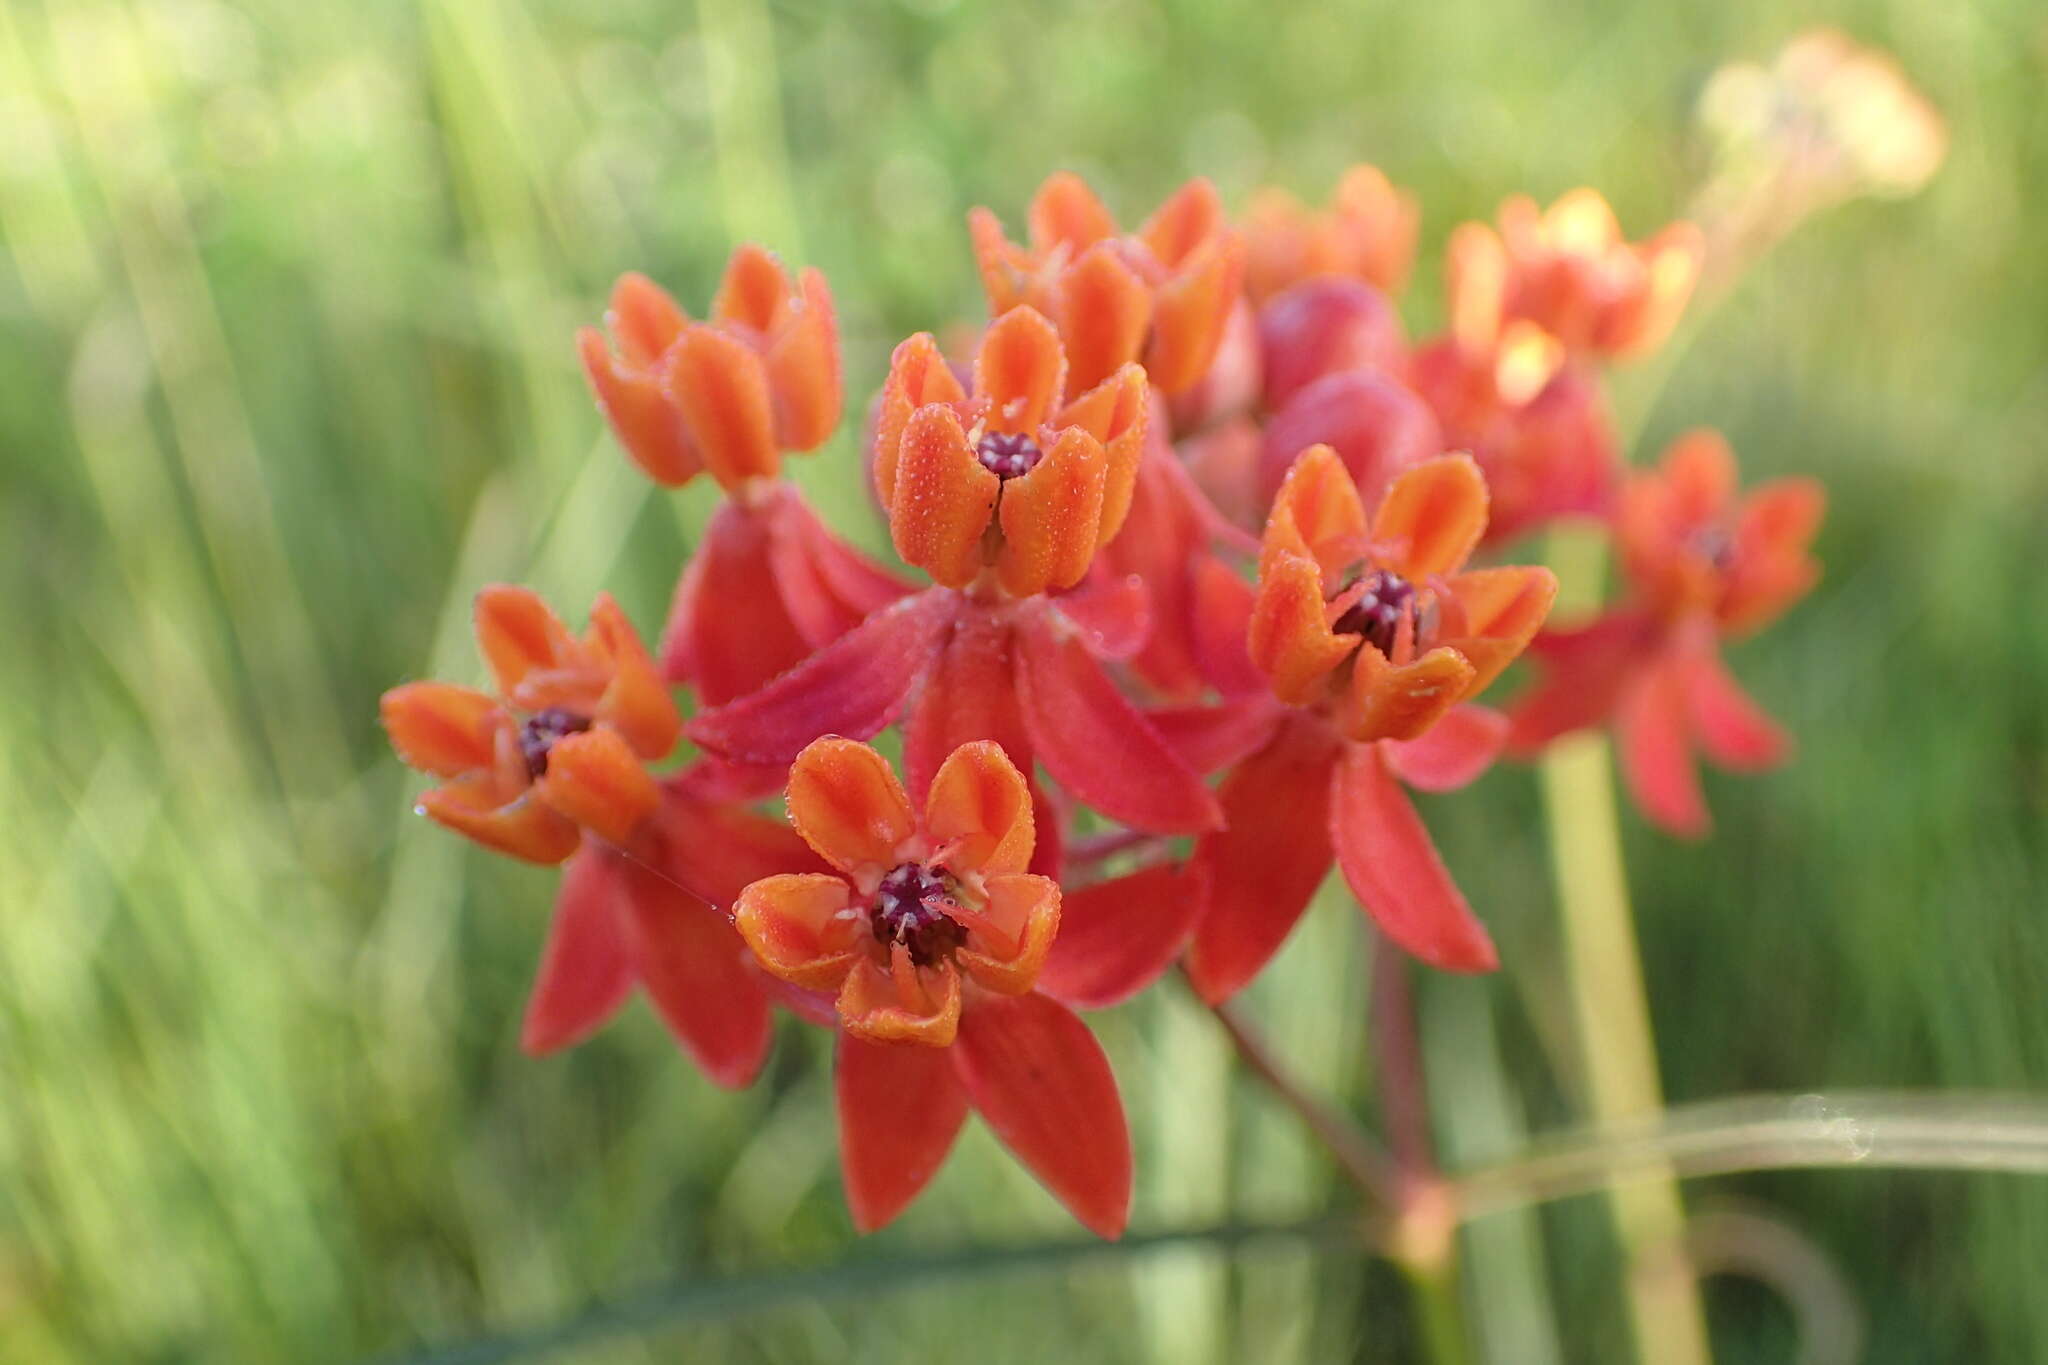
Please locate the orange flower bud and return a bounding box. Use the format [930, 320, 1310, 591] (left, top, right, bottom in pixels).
[1243, 164, 1421, 303]
[580, 245, 843, 493]
[968, 173, 1244, 396]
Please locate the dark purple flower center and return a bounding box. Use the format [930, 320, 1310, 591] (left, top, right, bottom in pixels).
[1688, 525, 1737, 573]
[870, 862, 966, 967]
[518, 706, 593, 778]
[1332, 567, 1416, 658]
[975, 430, 1043, 480]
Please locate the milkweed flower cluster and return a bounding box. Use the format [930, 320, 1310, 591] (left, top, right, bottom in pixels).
[383, 165, 1826, 1237]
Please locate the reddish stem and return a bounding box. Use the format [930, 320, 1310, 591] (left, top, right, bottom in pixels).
[1202, 978, 1403, 1210]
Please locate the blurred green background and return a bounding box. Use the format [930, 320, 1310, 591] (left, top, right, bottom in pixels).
[2, 0, 2043, 1360]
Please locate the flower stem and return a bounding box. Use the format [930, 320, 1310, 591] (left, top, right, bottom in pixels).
[1539, 523, 1713, 1365]
[1371, 934, 1475, 1365]
[1202, 984, 1402, 1211]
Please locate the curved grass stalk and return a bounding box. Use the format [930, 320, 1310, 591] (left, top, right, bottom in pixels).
[1453, 1090, 2048, 1219]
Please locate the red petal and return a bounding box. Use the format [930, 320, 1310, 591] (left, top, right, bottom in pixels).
[1051, 573, 1151, 662]
[1617, 653, 1709, 838]
[651, 782, 832, 909]
[953, 992, 1132, 1239]
[764, 484, 909, 647]
[1680, 641, 1788, 772]
[836, 1033, 970, 1233]
[1145, 697, 1283, 776]
[1503, 611, 1661, 756]
[521, 847, 636, 1055]
[1329, 741, 1498, 972]
[901, 609, 1031, 803]
[1038, 862, 1205, 1010]
[687, 588, 959, 765]
[1186, 712, 1339, 1002]
[619, 857, 774, 1088]
[659, 499, 811, 705]
[1014, 610, 1222, 834]
[1383, 704, 1507, 793]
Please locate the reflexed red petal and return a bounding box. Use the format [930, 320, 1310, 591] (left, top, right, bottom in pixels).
[1188, 553, 1267, 697]
[687, 588, 960, 765]
[953, 992, 1132, 1239]
[764, 485, 909, 647]
[1680, 641, 1789, 772]
[659, 499, 811, 704]
[618, 857, 774, 1088]
[836, 1032, 970, 1233]
[1014, 611, 1222, 834]
[521, 846, 636, 1055]
[1187, 712, 1339, 1002]
[1617, 654, 1709, 837]
[1038, 861, 1205, 1010]
[1329, 741, 1498, 972]
[1145, 697, 1283, 776]
[1503, 610, 1661, 756]
[901, 610, 1031, 803]
[650, 783, 831, 909]
[1384, 704, 1508, 793]
[1051, 574, 1150, 662]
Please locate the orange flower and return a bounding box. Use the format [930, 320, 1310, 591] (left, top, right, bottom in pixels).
[1242, 164, 1421, 302]
[969, 173, 1245, 395]
[1508, 430, 1825, 836]
[577, 244, 840, 492]
[734, 738, 1132, 1238]
[1616, 429, 1824, 636]
[871, 307, 1149, 597]
[1187, 447, 1557, 996]
[381, 587, 680, 862]
[1250, 447, 1555, 743]
[1447, 189, 1705, 360]
[736, 737, 1058, 1046]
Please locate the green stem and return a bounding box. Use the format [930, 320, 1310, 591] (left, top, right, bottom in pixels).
[1539, 524, 1713, 1365]
[1405, 1257, 1475, 1365]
